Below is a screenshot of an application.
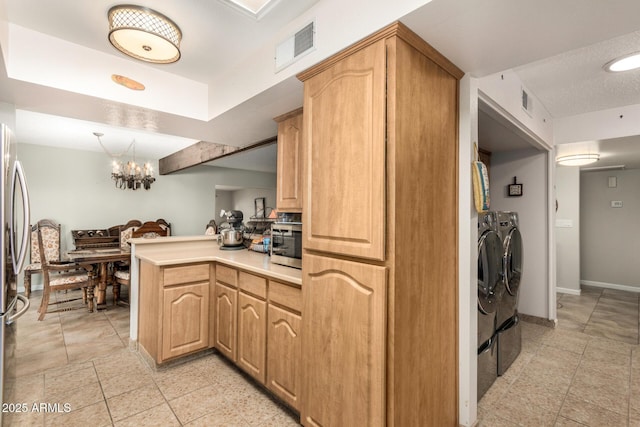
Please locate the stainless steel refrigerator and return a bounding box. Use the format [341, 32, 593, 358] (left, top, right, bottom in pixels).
[0, 123, 30, 426]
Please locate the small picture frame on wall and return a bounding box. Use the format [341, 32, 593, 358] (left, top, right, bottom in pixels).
[255, 197, 266, 218]
[508, 176, 523, 197]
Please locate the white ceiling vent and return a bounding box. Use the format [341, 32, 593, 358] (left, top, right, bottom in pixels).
[521, 87, 533, 116]
[275, 20, 316, 72]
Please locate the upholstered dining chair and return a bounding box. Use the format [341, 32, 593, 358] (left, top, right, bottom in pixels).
[114, 219, 171, 305]
[156, 218, 171, 236]
[24, 219, 61, 299]
[36, 222, 93, 321]
[205, 219, 217, 235]
[111, 220, 142, 305]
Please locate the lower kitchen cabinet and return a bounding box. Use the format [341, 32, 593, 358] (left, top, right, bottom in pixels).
[214, 282, 237, 362]
[301, 254, 386, 426]
[267, 303, 301, 410]
[162, 282, 210, 360]
[138, 261, 212, 364]
[237, 292, 267, 383]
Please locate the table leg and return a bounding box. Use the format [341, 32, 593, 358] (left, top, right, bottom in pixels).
[96, 262, 107, 305]
[87, 271, 96, 313]
[113, 282, 120, 306]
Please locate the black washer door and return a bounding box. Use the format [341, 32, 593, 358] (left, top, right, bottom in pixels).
[478, 230, 502, 314]
[503, 227, 523, 296]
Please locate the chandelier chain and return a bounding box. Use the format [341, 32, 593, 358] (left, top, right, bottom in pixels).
[95, 133, 136, 160]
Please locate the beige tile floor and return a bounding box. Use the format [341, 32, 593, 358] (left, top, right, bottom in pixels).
[6, 288, 300, 426]
[478, 285, 640, 426]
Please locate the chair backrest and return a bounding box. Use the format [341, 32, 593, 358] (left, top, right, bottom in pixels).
[132, 221, 170, 238]
[30, 219, 60, 265]
[156, 218, 171, 236]
[205, 219, 217, 235]
[120, 220, 142, 250]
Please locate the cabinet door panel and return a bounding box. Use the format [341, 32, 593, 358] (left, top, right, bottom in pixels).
[162, 282, 209, 360]
[276, 110, 304, 212]
[214, 282, 237, 361]
[302, 40, 386, 260]
[301, 254, 386, 426]
[237, 292, 267, 383]
[267, 304, 301, 410]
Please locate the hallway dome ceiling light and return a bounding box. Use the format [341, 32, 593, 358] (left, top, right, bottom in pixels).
[604, 52, 640, 72]
[556, 153, 600, 166]
[108, 5, 182, 64]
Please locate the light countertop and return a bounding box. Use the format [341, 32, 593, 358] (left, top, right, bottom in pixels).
[132, 236, 301, 286]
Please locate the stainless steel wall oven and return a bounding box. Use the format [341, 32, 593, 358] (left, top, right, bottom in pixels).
[270, 222, 302, 269]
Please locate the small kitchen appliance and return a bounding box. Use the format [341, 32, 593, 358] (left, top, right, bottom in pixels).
[219, 210, 245, 250]
[270, 213, 302, 269]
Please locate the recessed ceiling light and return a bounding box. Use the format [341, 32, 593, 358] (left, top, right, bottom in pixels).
[219, 0, 282, 19]
[604, 52, 640, 72]
[556, 153, 600, 166]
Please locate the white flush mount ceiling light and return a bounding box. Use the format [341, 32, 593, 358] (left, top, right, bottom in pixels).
[108, 5, 182, 64]
[556, 154, 600, 166]
[604, 52, 640, 72]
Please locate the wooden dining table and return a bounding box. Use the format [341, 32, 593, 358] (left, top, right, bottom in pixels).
[64, 248, 131, 308]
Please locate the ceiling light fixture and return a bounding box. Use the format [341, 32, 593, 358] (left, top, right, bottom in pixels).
[604, 52, 640, 72]
[94, 132, 155, 190]
[108, 5, 182, 64]
[556, 153, 600, 166]
[581, 164, 626, 172]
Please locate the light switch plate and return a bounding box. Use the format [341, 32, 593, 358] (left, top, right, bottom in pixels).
[555, 219, 573, 228]
[611, 200, 623, 208]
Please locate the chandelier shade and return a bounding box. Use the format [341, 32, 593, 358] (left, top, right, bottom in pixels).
[108, 5, 182, 64]
[556, 153, 600, 167]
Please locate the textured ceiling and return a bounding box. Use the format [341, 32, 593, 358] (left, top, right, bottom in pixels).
[515, 30, 640, 118]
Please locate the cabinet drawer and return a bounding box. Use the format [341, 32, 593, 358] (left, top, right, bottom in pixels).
[269, 280, 302, 313]
[239, 271, 267, 299]
[216, 264, 238, 287]
[164, 263, 210, 286]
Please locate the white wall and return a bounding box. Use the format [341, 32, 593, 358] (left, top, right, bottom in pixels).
[458, 75, 478, 427]
[215, 187, 277, 225]
[19, 143, 276, 253]
[478, 70, 554, 148]
[207, 0, 433, 118]
[491, 148, 549, 319]
[581, 169, 640, 289]
[555, 166, 581, 294]
[554, 103, 640, 144]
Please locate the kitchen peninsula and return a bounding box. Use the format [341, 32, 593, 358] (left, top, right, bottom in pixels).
[128, 235, 303, 409]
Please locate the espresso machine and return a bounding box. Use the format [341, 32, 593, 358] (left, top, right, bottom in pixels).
[219, 209, 245, 250]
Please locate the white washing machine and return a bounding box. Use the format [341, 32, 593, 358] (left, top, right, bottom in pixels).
[477, 211, 503, 400]
[496, 211, 523, 376]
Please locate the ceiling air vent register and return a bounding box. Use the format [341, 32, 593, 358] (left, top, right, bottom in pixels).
[521, 87, 533, 116]
[275, 21, 316, 72]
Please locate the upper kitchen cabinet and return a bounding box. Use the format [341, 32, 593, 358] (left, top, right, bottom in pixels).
[299, 42, 385, 260]
[297, 21, 463, 426]
[274, 108, 304, 213]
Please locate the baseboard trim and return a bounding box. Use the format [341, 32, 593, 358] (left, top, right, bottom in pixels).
[556, 287, 581, 296]
[519, 313, 556, 328]
[581, 280, 640, 293]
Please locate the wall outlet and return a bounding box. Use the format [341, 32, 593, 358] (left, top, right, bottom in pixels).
[611, 200, 623, 208]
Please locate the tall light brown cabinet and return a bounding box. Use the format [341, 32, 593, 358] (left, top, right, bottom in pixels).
[297, 22, 463, 426]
